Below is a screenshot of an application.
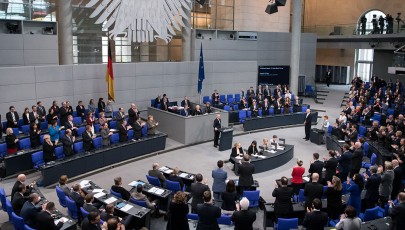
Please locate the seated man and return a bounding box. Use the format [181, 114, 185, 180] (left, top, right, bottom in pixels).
[35, 202, 64, 230]
[271, 135, 279, 148]
[100, 203, 133, 229]
[161, 98, 169, 111]
[82, 125, 96, 151]
[111, 177, 130, 201]
[181, 96, 190, 107]
[231, 197, 256, 230]
[131, 184, 162, 218]
[192, 105, 203, 116]
[68, 183, 85, 210]
[20, 193, 45, 228]
[118, 120, 130, 142]
[82, 211, 102, 230]
[12, 184, 27, 216]
[250, 101, 259, 117]
[302, 198, 328, 230]
[182, 105, 191, 117]
[83, 193, 103, 214]
[11, 174, 34, 202]
[196, 191, 221, 230]
[191, 173, 210, 213]
[148, 163, 167, 188]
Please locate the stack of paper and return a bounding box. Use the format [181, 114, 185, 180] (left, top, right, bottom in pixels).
[189, 175, 194, 180]
[128, 181, 137, 186]
[92, 189, 103, 193]
[120, 204, 133, 212]
[160, 166, 169, 171]
[104, 197, 117, 204]
[258, 155, 266, 158]
[94, 192, 105, 198]
[148, 187, 158, 193]
[179, 173, 188, 178]
[303, 177, 310, 182]
[155, 189, 164, 195]
[165, 169, 173, 174]
[54, 217, 69, 225]
[270, 150, 276, 153]
[79, 180, 91, 188]
[235, 156, 242, 160]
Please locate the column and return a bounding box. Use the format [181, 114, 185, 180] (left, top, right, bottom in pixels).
[182, 1, 192, 61]
[289, 0, 302, 95]
[57, 0, 73, 65]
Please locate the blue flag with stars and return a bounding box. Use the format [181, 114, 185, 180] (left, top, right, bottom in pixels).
[198, 43, 205, 94]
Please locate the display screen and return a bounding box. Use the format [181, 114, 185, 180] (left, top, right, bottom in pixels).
[258, 66, 290, 85]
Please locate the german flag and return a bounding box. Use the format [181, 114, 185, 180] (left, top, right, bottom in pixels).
[106, 40, 115, 102]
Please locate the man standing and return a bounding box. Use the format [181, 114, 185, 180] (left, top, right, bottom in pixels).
[64, 115, 78, 136]
[212, 89, 220, 107]
[212, 160, 227, 200]
[35, 202, 64, 230]
[274, 98, 282, 114]
[6, 106, 19, 128]
[256, 85, 263, 96]
[388, 192, 405, 230]
[337, 144, 352, 183]
[323, 150, 338, 183]
[133, 117, 145, 140]
[62, 129, 75, 156]
[364, 166, 381, 209]
[392, 160, 403, 200]
[29, 105, 41, 128]
[82, 125, 96, 151]
[238, 154, 255, 193]
[231, 198, 256, 230]
[272, 177, 294, 221]
[304, 109, 312, 141]
[303, 173, 324, 211]
[196, 191, 221, 230]
[127, 103, 140, 127]
[309, 153, 324, 183]
[115, 107, 125, 126]
[264, 85, 271, 100]
[250, 101, 259, 117]
[213, 114, 221, 148]
[325, 69, 332, 87]
[350, 142, 363, 176]
[190, 174, 210, 213]
[36, 101, 46, 123]
[302, 198, 328, 230]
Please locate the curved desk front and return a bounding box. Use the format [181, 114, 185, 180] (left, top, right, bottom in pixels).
[232, 145, 294, 176]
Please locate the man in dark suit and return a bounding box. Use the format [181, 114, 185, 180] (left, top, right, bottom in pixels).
[29, 105, 41, 128]
[81, 211, 102, 230]
[35, 202, 64, 230]
[20, 193, 44, 228]
[59, 102, 68, 125]
[127, 103, 140, 127]
[256, 85, 263, 96]
[323, 150, 338, 182]
[115, 107, 125, 126]
[100, 204, 133, 229]
[154, 95, 162, 108]
[65, 115, 78, 136]
[293, 96, 302, 112]
[364, 165, 381, 209]
[351, 142, 363, 176]
[274, 85, 281, 96]
[82, 125, 96, 151]
[346, 125, 358, 143]
[76, 101, 86, 122]
[362, 108, 372, 126]
[36, 101, 46, 123]
[132, 116, 144, 140]
[303, 173, 324, 210]
[69, 183, 85, 210]
[325, 69, 332, 87]
[11, 174, 34, 202]
[238, 154, 255, 193]
[212, 89, 220, 107]
[62, 129, 75, 156]
[6, 106, 19, 128]
[337, 144, 352, 183]
[192, 105, 203, 116]
[111, 177, 130, 201]
[83, 194, 102, 214]
[160, 98, 169, 111]
[308, 153, 324, 183]
[302, 198, 329, 229]
[213, 114, 221, 148]
[304, 109, 312, 141]
[388, 192, 405, 230]
[196, 191, 221, 230]
[272, 177, 294, 220]
[191, 173, 211, 212]
[12, 184, 27, 216]
[262, 99, 270, 116]
[118, 120, 130, 142]
[231, 197, 256, 230]
[181, 96, 190, 107]
[250, 101, 259, 117]
[264, 85, 271, 100]
[148, 163, 167, 188]
[183, 105, 191, 117]
[247, 86, 255, 97]
[392, 160, 403, 200]
[274, 98, 282, 114]
[256, 93, 264, 107]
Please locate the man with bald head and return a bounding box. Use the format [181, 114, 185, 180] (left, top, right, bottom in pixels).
[128, 103, 140, 127]
[392, 160, 403, 200]
[303, 173, 324, 211]
[213, 114, 221, 148]
[351, 142, 363, 177]
[304, 109, 312, 141]
[11, 174, 34, 202]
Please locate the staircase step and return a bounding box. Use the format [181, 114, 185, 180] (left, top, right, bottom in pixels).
[317, 94, 328, 97]
[317, 98, 326, 100]
[317, 90, 329, 93]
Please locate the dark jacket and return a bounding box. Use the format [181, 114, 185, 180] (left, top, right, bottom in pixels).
[132, 121, 143, 140]
[303, 182, 324, 209]
[20, 201, 42, 228]
[98, 101, 106, 112]
[128, 108, 140, 125]
[302, 211, 329, 230]
[196, 203, 221, 230]
[351, 148, 363, 170]
[82, 131, 93, 151]
[247, 145, 258, 155]
[11, 181, 31, 202]
[167, 202, 190, 230]
[365, 174, 381, 200]
[389, 202, 405, 230]
[309, 161, 324, 183]
[12, 192, 26, 216]
[111, 185, 130, 201]
[181, 100, 190, 107]
[118, 124, 128, 142]
[35, 210, 64, 230]
[231, 210, 256, 230]
[324, 158, 338, 182]
[81, 217, 102, 230]
[6, 133, 18, 150]
[230, 147, 243, 164]
[6, 111, 19, 128]
[238, 162, 255, 187]
[272, 187, 294, 215]
[61, 134, 74, 156]
[148, 169, 167, 188]
[83, 203, 99, 214]
[221, 191, 238, 211]
[337, 151, 352, 173]
[168, 174, 184, 190]
[59, 107, 68, 125]
[76, 105, 86, 119]
[43, 141, 56, 163]
[30, 129, 41, 147]
[392, 166, 404, 199]
[190, 183, 211, 210]
[69, 192, 85, 209]
[324, 187, 342, 206]
[213, 118, 221, 130]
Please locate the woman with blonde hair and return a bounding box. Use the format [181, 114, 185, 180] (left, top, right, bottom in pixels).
[291, 159, 305, 195]
[98, 112, 108, 127]
[6, 128, 19, 154]
[146, 115, 159, 135]
[42, 134, 55, 163]
[325, 176, 343, 220]
[262, 138, 270, 151]
[168, 167, 184, 190]
[229, 143, 243, 169]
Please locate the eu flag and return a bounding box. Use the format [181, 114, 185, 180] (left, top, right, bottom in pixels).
[198, 43, 205, 94]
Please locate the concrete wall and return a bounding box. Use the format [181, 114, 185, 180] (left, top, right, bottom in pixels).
[194, 32, 317, 83]
[0, 61, 257, 120]
[316, 48, 356, 79]
[234, 0, 291, 33]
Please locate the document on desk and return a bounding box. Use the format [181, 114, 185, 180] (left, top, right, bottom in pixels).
[148, 187, 158, 193]
[303, 177, 310, 182]
[179, 173, 188, 178]
[257, 155, 266, 158]
[270, 150, 276, 154]
[120, 204, 133, 212]
[80, 180, 91, 188]
[92, 189, 103, 193]
[94, 192, 105, 198]
[235, 156, 242, 160]
[165, 169, 173, 174]
[160, 166, 168, 171]
[54, 217, 69, 225]
[104, 197, 118, 204]
[155, 189, 165, 195]
[338, 140, 345, 143]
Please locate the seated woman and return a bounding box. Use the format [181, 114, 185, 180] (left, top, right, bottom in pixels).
[221, 180, 239, 215]
[6, 128, 19, 154]
[30, 123, 41, 148]
[229, 143, 244, 166]
[58, 175, 71, 196]
[261, 138, 270, 151]
[248, 140, 259, 156]
[205, 101, 213, 114]
[239, 96, 247, 110]
[168, 167, 184, 191]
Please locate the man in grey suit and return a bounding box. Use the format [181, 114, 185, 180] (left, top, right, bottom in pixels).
[115, 107, 125, 126]
[100, 123, 112, 146]
[148, 163, 166, 188]
[381, 100, 389, 115]
[36, 101, 46, 122]
[378, 162, 394, 208]
[62, 129, 75, 156]
[212, 160, 227, 200]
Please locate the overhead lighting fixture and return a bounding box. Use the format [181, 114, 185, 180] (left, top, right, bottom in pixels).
[265, 2, 278, 14]
[275, 0, 287, 6]
[196, 0, 205, 6]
